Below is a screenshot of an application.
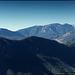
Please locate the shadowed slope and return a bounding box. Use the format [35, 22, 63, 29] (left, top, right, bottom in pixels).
[0, 36, 75, 74]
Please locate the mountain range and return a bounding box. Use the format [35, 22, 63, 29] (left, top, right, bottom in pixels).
[0, 23, 75, 74]
[0, 23, 74, 41]
[17, 23, 74, 39]
[0, 36, 75, 74]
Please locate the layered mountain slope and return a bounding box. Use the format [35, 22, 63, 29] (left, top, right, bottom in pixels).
[17, 23, 74, 39]
[0, 23, 74, 40]
[55, 29, 75, 44]
[0, 28, 24, 40]
[0, 36, 75, 74]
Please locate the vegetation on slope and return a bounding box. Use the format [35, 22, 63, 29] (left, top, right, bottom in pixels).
[0, 36, 75, 74]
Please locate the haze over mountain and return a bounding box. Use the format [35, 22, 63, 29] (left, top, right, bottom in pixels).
[0, 36, 75, 74]
[0, 1, 75, 31]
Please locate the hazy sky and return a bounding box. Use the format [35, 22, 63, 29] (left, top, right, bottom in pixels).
[0, 1, 75, 31]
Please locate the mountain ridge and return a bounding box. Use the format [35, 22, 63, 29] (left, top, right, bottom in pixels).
[0, 23, 74, 43]
[0, 28, 24, 40]
[17, 23, 74, 40]
[0, 36, 75, 74]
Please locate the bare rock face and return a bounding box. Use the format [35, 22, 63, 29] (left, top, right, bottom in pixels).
[56, 29, 75, 44]
[17, 23, 74, 39]
[0, 23, 74, 41]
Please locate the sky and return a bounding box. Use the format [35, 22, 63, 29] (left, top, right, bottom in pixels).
[0, 1, 75, 31]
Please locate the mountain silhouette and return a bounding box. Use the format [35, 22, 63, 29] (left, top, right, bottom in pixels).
[0, 36, 75, 74]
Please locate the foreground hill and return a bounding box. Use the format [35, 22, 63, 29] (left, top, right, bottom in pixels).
[17, 23, 74, 39]
[0, 36, 75, 74]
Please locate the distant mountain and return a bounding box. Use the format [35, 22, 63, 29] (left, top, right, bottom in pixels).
[17, 23, 74, 39]
[0, 36, 75, 74]
[0, 28, 24, 40]
[55, 29, 75, 44]
[0, 23, 74, 40]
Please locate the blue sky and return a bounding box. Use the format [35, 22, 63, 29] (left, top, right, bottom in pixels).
[0, 1, 75, 31]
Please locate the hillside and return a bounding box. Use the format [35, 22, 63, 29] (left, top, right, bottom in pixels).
[56, 29, 75, 44]
[17, 23, 74, 39]
[0, 23, 74, 41]
[0, 28, 24, 40]
[0, 36, 75, 74]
